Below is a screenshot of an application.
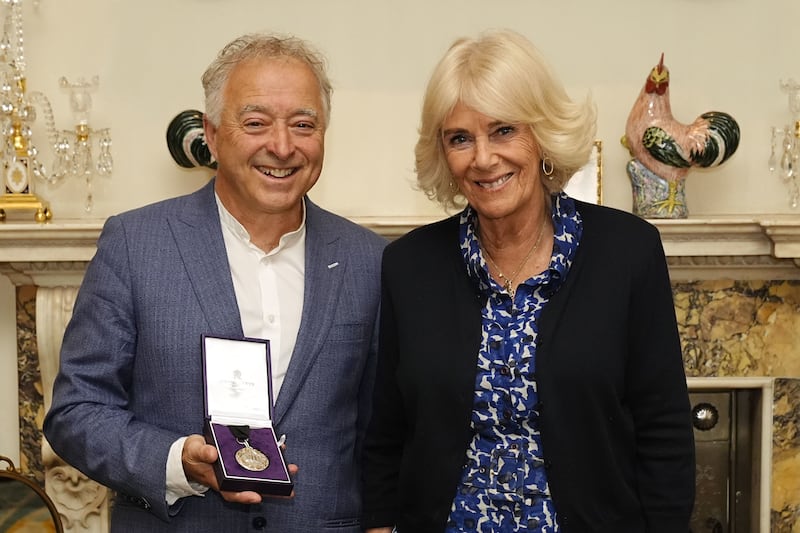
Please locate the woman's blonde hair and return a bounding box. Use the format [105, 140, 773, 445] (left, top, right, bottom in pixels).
[415, 29, 596, 211]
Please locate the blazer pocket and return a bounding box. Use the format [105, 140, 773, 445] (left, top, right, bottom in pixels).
[327, 322, 370, 343]
[323, 516, 360, 529]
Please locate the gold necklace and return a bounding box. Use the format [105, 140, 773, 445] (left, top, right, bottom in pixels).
[481, 213, 548, 298]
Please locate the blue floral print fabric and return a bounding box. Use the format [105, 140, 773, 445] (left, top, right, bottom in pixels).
[445, 193, 582, 532]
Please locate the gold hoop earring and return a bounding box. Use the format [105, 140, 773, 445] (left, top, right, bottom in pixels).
[541, 156, 554, 179]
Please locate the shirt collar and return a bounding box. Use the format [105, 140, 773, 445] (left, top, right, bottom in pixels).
[215, 194, 307, 256]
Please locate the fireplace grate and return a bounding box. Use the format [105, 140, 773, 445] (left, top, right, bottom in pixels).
[689, 390, 758, 533]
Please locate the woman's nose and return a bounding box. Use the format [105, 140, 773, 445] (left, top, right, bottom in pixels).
[472, 136, 495, 169]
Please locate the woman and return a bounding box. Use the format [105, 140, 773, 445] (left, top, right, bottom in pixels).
[361, 30, 695, 533]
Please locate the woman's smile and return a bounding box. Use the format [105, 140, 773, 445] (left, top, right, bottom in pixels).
[475, 172, 513, 190]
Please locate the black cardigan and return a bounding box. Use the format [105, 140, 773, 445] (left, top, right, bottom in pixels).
[362, 201, 695, 533]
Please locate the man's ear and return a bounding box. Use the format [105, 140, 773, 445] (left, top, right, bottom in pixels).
[203, 115, 218, 161]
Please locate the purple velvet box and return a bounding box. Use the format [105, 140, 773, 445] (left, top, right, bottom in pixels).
[201, 335, 293, 496]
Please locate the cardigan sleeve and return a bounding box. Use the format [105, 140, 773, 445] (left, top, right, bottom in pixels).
[361, 258, 405, 529]
[625, 234, 696, 531]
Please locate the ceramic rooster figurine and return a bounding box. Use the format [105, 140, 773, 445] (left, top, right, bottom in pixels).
[621, 54, 740, 218]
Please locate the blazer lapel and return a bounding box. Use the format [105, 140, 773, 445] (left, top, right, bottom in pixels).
[170, 180, 243, 338]
[272, 200, 344, 425]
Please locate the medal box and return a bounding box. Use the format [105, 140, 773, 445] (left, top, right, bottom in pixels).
[201, 335, 293, 496]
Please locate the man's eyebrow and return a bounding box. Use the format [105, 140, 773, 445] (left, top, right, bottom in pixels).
[294, 108, 319, 120]
[238, 104, 319, 120]
[238, 103, 269, 117]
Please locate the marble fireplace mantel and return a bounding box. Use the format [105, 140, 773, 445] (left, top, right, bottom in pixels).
[3, 214, 800, 268]
[2, 214, 800, 532]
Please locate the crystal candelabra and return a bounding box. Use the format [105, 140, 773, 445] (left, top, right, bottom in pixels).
[0, 0, 111, 221]
[50, 76, 113, 212]
[769, 79, 800, 208]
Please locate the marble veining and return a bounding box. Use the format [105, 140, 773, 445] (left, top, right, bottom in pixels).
[675, 280, 800, 378]
[771, 378, 800, 531]
[15, 285, 44, 485]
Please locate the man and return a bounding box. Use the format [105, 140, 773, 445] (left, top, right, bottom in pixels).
[43, 33, 386, 532]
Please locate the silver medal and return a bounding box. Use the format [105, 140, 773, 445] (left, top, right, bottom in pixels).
[235, 440, 270, 471]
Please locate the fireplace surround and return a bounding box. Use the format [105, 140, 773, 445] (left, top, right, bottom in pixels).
[2, 214, 799, 532]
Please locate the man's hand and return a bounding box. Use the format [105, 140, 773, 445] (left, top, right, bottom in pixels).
[181, 434, 298, 504]
[182, 434, 261, 504]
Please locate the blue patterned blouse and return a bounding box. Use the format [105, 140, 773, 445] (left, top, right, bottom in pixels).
[445, 193, 583, 532]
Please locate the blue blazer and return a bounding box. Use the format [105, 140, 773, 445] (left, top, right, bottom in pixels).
[44, 179, 387, 532]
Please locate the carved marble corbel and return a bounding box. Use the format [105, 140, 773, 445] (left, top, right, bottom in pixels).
[43, 440, 109, 532]
[36, 284, 110, 533]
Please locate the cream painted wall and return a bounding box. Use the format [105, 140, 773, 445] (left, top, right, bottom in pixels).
[1, 0, 798, 457]
[15, 0, 800, 220]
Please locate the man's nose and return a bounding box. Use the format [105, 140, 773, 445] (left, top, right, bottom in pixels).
[265, 124, 294, 159]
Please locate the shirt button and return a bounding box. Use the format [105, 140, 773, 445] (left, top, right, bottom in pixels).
[268, 314, 276, 324]
[503, 409, 512, 420]
[499, 367, 510, 376]
[252, 516, 266, 529]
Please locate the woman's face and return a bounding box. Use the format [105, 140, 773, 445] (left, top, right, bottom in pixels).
[441, 102, 545, 222]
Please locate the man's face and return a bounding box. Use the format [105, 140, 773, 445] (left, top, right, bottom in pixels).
[205, 57, 325, 224]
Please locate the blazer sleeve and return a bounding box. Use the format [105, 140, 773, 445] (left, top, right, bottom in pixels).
[43, 215, 182, 522]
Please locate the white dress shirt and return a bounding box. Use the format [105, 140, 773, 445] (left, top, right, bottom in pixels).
[218, 196, 306, 396]
[165, 194, 306, 504]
